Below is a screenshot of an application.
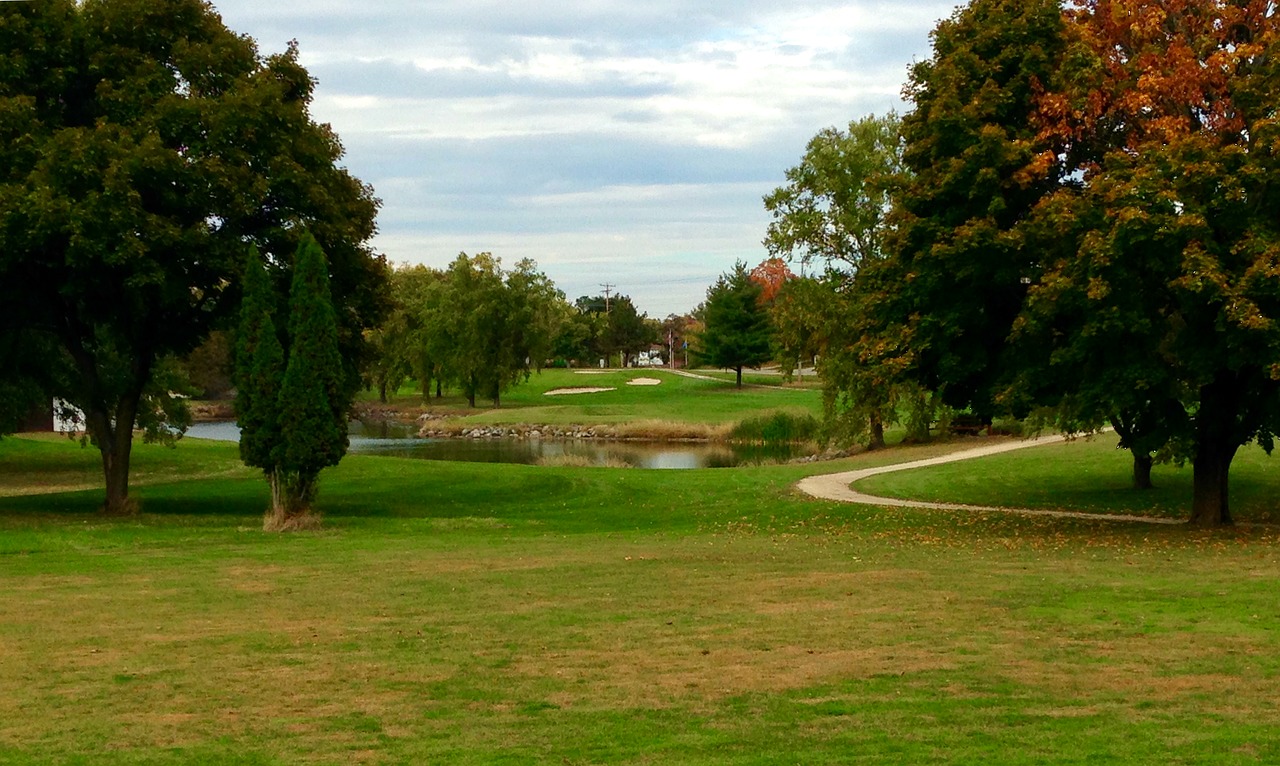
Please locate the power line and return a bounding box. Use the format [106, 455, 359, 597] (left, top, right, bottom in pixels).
[599, 282, 614, 313]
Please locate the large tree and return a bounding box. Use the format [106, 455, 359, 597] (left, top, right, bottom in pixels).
[696, 262, 773, 388]
[0, 0, 385, 513]
[1008, 0, 1280, 524]
[885, 0, 1280, 525]
[884, 0, 1068, 421]
[272, 236, 348, 528]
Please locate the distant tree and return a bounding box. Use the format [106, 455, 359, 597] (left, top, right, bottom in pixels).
[748, 257, 795, 305]
[390, 265, 446, 400]
[605, 296, 656, 367]
[553, 309, 605, 366]
[697, 263, 773, 388]
[427, 254, 564, 407]
[660, 314, 696, 369]
[362, 262, 412, 403]
[181, 332, 235, 400]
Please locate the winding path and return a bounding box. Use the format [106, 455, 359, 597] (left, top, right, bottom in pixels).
[796, 434, 1182, 526]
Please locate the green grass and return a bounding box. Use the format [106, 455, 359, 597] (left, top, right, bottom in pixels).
[376, 368, 822, 427]
[1, 433, 1279, 763]
[859, 433, 1280, 523]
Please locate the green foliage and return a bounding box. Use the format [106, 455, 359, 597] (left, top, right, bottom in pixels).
[275, 236, 349, 512]
[233, 247, 284, 475]
[729, 411, 819, 444]
[884, 0, 1068, 417]
[879, 0, 1280, 523]
[764, 113, 902, 270]
[0, 0, 384, 512]
[695, 262, 773, 387]
[766, 114, 920, 448]
[403, 254, 566, 408]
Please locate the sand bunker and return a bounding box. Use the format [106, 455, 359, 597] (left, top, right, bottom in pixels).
[627, 377, 662, 386]
[544, 387, 616, 396]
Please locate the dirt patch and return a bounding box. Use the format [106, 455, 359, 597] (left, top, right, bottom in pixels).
[543, 387, 615, 396]
[524, 644, 953, 709]
[626, 377, 662, 386]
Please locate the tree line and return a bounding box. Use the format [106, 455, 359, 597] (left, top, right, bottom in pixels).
[364, 258, 671, 407]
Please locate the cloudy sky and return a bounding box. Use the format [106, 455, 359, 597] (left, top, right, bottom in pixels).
[213, 0, 959, 317]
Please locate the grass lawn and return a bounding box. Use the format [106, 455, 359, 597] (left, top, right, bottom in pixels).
[859, 432, 1280, 523]
[1, 434, 1278, 763]
[369, 368, 821, 428]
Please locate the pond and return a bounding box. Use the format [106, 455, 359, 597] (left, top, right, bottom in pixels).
[184, 421, 809, 470]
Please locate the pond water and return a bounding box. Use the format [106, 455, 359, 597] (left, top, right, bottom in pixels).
[184, 421, 808, 470]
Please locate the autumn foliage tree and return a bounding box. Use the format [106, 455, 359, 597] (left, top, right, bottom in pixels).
[883, 0, 1280, 525]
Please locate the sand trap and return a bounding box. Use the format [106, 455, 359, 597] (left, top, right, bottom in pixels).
[627, 377, 662, 386]
[544, 387, 616, 396]
[573, 370, 612, 375]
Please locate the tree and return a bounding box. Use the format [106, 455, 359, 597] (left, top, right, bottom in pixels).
[885, 0, 1280, 525]
[764, 115, 903, 272]
[605, 296, 656, 367]
[748, 257, 795, 304]
[233, 246, 284, 498]
[696, 262, 773, 388]
[390, 265, 446, 400]
[1006, 0, 1280, 524]
[272, 236, 348, 528]
[423, 254, 564, 407]
[765, 113, 917, 448]
[0, 0, 385, 514]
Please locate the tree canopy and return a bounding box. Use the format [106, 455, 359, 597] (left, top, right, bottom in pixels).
[875, 0, 1280, 524]
[0, 0, 386, 512]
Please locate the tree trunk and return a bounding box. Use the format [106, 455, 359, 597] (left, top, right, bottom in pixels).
[867, 416, 886, 451]
[89, 395, 140, 515]
[1190, 445, 1235, 526]
[735, 366, 743, 388]
[378, 380, 388, 403]
[264, 471, 320, 532]
[436, 380, 442, 399]
[1132, 452, 1154, 490]
[1189, 377, 1240, 526]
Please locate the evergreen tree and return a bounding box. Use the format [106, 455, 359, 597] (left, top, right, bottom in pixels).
[697, 262, 773, 388]
[233, 247, 284, 491]
[271, 235, 349, 529]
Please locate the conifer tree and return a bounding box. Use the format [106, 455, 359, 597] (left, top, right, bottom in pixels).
[233, 248, 284, 487]
[697, 262, 773, 388]
[270, 235, 349, 529]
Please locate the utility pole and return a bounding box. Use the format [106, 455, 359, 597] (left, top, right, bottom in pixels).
[599, 283, 614, 314]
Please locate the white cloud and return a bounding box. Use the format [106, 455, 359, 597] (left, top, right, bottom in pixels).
[212, 0, 958, 314]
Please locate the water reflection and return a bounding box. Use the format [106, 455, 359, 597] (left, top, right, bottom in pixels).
[184, 420, 806, 469]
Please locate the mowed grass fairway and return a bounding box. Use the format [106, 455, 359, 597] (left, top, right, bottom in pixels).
[374, 368, 821, 428]
[1, 434, 1279, 763]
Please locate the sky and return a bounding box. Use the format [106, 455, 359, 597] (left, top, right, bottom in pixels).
[213, 0, 960, 317]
